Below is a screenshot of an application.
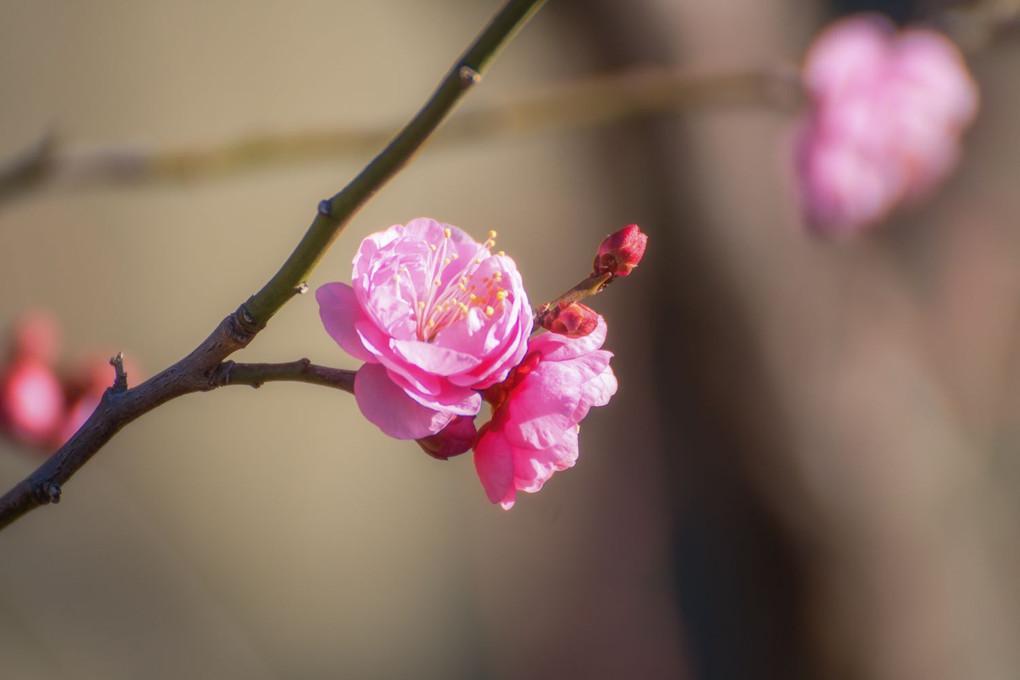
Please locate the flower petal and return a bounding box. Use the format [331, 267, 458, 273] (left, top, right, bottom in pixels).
[354, 363, 453, 439]
[316, 283, 377, 363]
[473, 425, 516, 507]
[513, 426, 580, 493]
[390, 338, 481, 376]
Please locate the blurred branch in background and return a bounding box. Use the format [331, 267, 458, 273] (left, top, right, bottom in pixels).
[1, 2, 1015, 209]
[0, 64, 801, 207]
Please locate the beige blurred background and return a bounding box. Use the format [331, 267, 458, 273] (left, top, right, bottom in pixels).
[3, 1, 1020, 679]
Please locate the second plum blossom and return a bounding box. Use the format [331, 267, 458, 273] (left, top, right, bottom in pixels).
[473, 316, 617, 509]
[792, 14, 979, 234]
[317, 218, 532, 439]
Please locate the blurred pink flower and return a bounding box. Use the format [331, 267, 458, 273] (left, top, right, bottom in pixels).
[473, 316, 617, 509]
[0, 311, 65, 448]
[317, 218, 532, 439]
[792, 14, 979, 234]
[0, 359, 64, 447]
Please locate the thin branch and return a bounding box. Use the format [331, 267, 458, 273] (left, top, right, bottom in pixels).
[0, 0, 546, 532]
[0, 64, 801, 203]
[217, 360, 355, 393]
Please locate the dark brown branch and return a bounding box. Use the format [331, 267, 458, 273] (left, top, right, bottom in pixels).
[215, 359, 355, 392]
[0, 305, 257, 529]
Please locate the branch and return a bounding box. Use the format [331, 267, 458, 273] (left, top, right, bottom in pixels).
[0, 0, 546, 532]
[0, 64, 800, 203]
[217, 360, 355, 393]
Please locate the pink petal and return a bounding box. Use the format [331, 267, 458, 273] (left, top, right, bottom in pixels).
[354, 363, 454, 439]
[384, 368, 482, 415]
[513, 426, 580, 493]
[473, 426, 516, 506]
[390, 338, 481, 376]
[316, 283, 376, 363]
[503, 364, 582, 449]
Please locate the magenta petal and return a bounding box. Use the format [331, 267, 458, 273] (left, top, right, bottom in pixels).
[514, 426, 580, 493]
[316, 283, 376, 363]
[354, 363, 454, 439]
[505, 361, 583, 449]
[473, 427, 516, 506]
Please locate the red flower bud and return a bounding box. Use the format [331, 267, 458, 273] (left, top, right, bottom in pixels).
[416, 415, 477, 460]
[593, 224, 648, 278]
[541, 301, 599, 338]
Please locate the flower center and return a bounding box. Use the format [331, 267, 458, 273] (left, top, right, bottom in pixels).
[406, 229, 510, 342]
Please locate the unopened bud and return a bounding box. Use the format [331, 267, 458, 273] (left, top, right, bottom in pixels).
[416, 415, 477, 460]
[541, 302, 599, 338]
[593, 224, 648, 278]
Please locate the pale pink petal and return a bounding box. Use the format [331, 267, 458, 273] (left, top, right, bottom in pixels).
[383, 366, 481, 416]
[473, 426, 516, 506]
[316, 283, 376, 363]
[390, 338, 481, 376]
[354, 363, 454, 439]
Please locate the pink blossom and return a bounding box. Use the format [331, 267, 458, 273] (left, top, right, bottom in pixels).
[317, 218, 532, 439]
[473, 316, 617, 509]
[792, 14, 978, 235]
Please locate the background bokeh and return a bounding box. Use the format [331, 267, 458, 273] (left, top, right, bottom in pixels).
[1, 1, 1018, 678]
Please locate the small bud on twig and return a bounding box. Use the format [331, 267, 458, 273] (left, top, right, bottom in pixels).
[540, 301, 599, 338]
[593, 224, 648, 278]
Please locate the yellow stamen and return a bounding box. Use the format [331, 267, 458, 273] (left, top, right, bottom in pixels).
[485, 306, 494, 317]
[444, 228, 451, 238]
